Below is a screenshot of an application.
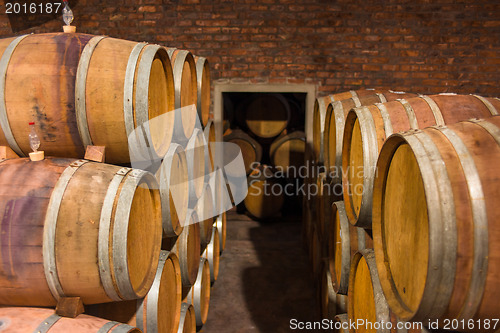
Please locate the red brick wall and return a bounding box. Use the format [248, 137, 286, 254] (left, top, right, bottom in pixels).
[1, 0, 499, 96]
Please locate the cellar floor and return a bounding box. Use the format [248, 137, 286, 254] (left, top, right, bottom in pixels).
[201, 208, 317, 333]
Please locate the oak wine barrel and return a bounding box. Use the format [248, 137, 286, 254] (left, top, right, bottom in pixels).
[86, 250, 182, 333]
[244, 93, 290, 138]
[323, 91, 417, 184]
[319, 259, 347, 320]
[215, 212, 227, 254]
[203, 225, 220, 284]
[186, 128, 207, 208]
[194, 56, 211, 128]
[156, 143, 189, 237]
[167, 48, 198, 140]
[0, 307, 140, 332]
[195, 183, 215, 251]
[372, 116, 500, 327]
[204, 118, 216, 173]
[244, 164, 284, 219]
[0, 33, 175, 164]
[329, 201, 373, 295]
[0, 157, 162, 306]
[269, 130, 306, 174]
[343, 93, 500, 227]
[223, 129, 262, 174]
[312, 89, 380, 163]
[178, 303, 196, 333]
[185, 257, 211, 329]
[164, 210, 201, 287]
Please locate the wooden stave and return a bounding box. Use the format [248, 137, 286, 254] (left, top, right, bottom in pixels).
[244, 164, 284, 219]
[194, 56, 211, 128]
[195, 182, 215, 251]
[244, 93, 291, 138]
[214, 212, 227, 254]
[342, 94, 500, 227]
[319, 258, 347, 320]
[0, 157, 162, 306]
[313, 95, 335, 164]
[203, 118, 216, 174]
[156, 143, 189, 237]
[372, 116, 500, 325]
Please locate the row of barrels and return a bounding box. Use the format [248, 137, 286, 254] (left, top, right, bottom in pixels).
[0, 32, 214, 164]
[305, 88, 500, 332]
[0, 32, 227, 332]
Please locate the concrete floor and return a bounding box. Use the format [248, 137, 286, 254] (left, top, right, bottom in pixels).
[201, 209, 318, 333]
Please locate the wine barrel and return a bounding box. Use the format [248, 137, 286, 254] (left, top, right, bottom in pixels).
[328, 201, 373, 295]
[0, 157, 161, 306]
[269, 131, 306, 174]
[195, 183, 214, 251]
[323, 91, 417, 183]
[86, 250, 182, 333]
[204, 118, 216, 173]
[167, 48, 198, 140]
[209, 166, 223, 216]
[223, 129, 262, 174]
[244, 164, 284, 219]
[372, 116, 500, 326]
[0, 33, 175, 164]
[165, 210, 201, 287]
[156, 143, 189, 237]
[203, 225, 220, 284]
[185, 257, 211, 329]
[194, 56, 211, 128]
[178, 303, 196, 333]
[0, 307, 140, 332]
[312, 89, 381, 164]
[319, 259, 347, 320]
[186, 128, 207, 208]
[215, 211, 227, 254]
[343, 93, 500, 227]
[244, 93, 290, 138]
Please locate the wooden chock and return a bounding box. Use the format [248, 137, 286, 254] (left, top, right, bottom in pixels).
[0, 146, 19, 159]
[29, 151, 44, 161]
[55, 297, 85, 318]
[63, 25, 76, 33]
[84, 145, 106, 163]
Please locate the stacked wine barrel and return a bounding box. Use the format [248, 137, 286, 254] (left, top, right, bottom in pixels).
[0, 32, 226, 333]
[223, 93, 306, 219]
[306, 89, 500, 332]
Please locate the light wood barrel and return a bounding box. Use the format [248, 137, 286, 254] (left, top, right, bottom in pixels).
[0, 33, 175, 164]
[343, 94, 500, 227]
[165, 210, 201, 287]
[168, 48, 198, 140]
[0, 157, 161, 306]
[329, 201, 373, 295]
[178, 303, 196, 333]
[372, 116, 500, 326]
[269, 131, 306, 174]
[186, 128, 207, 208]
[156, 143, 189, 237]
[215, 212, 227, 254]
[244, 164, 284, 219]
[194, 56, 211, 128]
[203, 225, 220, 284]
[312, 89, 381, 163]
[0, 307, 140, 332]
[86, 250, 182, 333]
[204, 119, 216, 173]
[323, 91, 417, 183]
[186, 257, 211, 328]
[320, 259, 347, 320]
[223, 129, 262, 174]
[195, 183, 214, 251]
[244, 93, 290, 138]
